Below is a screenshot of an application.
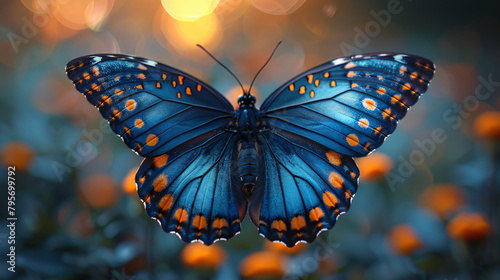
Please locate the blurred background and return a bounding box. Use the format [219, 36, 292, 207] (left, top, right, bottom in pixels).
[1, 0, 500, 279]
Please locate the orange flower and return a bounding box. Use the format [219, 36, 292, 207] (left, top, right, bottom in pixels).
[264, 240, 308, 255]
[356, 152, 393, 181]
[79, 174, 121, 208]
[181, 242, 227, 268]
[0, 142, 35, 171]
[419, 184, 467, 218]
[240, 251, 288, 279]
[473, 110, 500, 140]
[122, 168, 137, 195]
[447, 212, 492, 241]
[386, 224, 423, 255]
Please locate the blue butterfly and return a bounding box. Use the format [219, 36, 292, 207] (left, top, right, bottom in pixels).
[66, 49, 435, 247]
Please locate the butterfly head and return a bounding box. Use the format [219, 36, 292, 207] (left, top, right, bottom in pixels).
[237, 92, 256, 109]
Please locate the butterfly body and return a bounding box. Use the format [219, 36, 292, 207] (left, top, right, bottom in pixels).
[66, 52, 435, 247]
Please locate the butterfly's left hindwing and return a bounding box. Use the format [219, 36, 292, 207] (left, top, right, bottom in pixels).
[66, 54, 234, 157]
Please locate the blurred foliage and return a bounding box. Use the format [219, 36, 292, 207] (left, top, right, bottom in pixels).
[1, 0, 500, 279]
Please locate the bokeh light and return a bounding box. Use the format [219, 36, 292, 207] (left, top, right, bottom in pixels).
[161, 0, 220, 22]
[248, 0, 306, 15]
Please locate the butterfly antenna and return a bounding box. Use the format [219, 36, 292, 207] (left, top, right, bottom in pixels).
[248, 41, 282, 94]
[196, 44, 246, 93]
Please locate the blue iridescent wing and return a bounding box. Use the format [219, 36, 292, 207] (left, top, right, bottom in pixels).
[260, 53, 435, 157]
[66, 54, 234, 157]
[252, 53, 435, 246]
[66, 54, 245, 244]
[136, 132, 246, 245]
[250, 131, 359, 247]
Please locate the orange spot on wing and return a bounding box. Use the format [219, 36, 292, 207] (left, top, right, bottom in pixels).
[136, 143, 142, 152]
[323, 191, 338, 208]
[177, 92, 181, 99]
[289, 84, 295, 91]
[346, 134, 359, 146]
[345, 62, 356, 69]
[125, 100, 136, 111]
[363, 98, 377, 110]
[102, 95, 112, 104]
[112, 108, 121, 119]
[172, 81, 177, 87]
[330, 80, 336, 87]
[374, 126, 383, 135]
[137, 64, 147, 70]
[291, 216, 306, 231]
[377, 87, 386, 95]
[159, 194, 173, 211]
[403, 83, 412, 91]
[359, 118, 369, 128]
[146, 134, 158, 146]
[162, 73, 167, 79]
[299, 86, 306, 94]
[400, 66, 408, 74]
[178, 76, 184, 85]
[272, 220, 287, 232]
[410, 72, 419, 79]
[328, 172, 344, 189]
[91, 84, 100, 91]
[153, 154, 169, 168]
[310, 90, 315, 98]
[115, 89, 123, 95]
[156, 82, 161, 88]
[135, 119, 144, 128]
[307, 74, 313, 84]
[383, 108, 396, 120]
[351, 83, 359, 88]
[347, 71, 356, 78]
[137, 73, 146, 79]
[363, 142, 371, 151]
[326, 150, 341, 166]
[83, 73, 90, 79]
[197, 84, 202, 91]
[213, 218, 228, 229]
[309, 207, 324, 223]
[314, 79, 320, 87]
[174, 208, 188, 225]
[324, 72, 330, 78]
[92, 67, 100, 76]
[186, 87, 192, 95]
[138, 176, 146, 184]
[136, 84, 143, 89]
[115, 76, 121, 81]
[193, 215, 207, 230]
[123, 125, 131, 135]
[153, 174, 168, 192]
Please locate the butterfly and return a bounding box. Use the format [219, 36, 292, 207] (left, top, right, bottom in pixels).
[66, 49, 435, 247]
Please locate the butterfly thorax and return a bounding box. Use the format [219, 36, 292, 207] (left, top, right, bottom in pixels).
[234, 93, 262, 197]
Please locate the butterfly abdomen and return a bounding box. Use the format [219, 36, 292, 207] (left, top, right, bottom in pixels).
[237, 140, 259, 196]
